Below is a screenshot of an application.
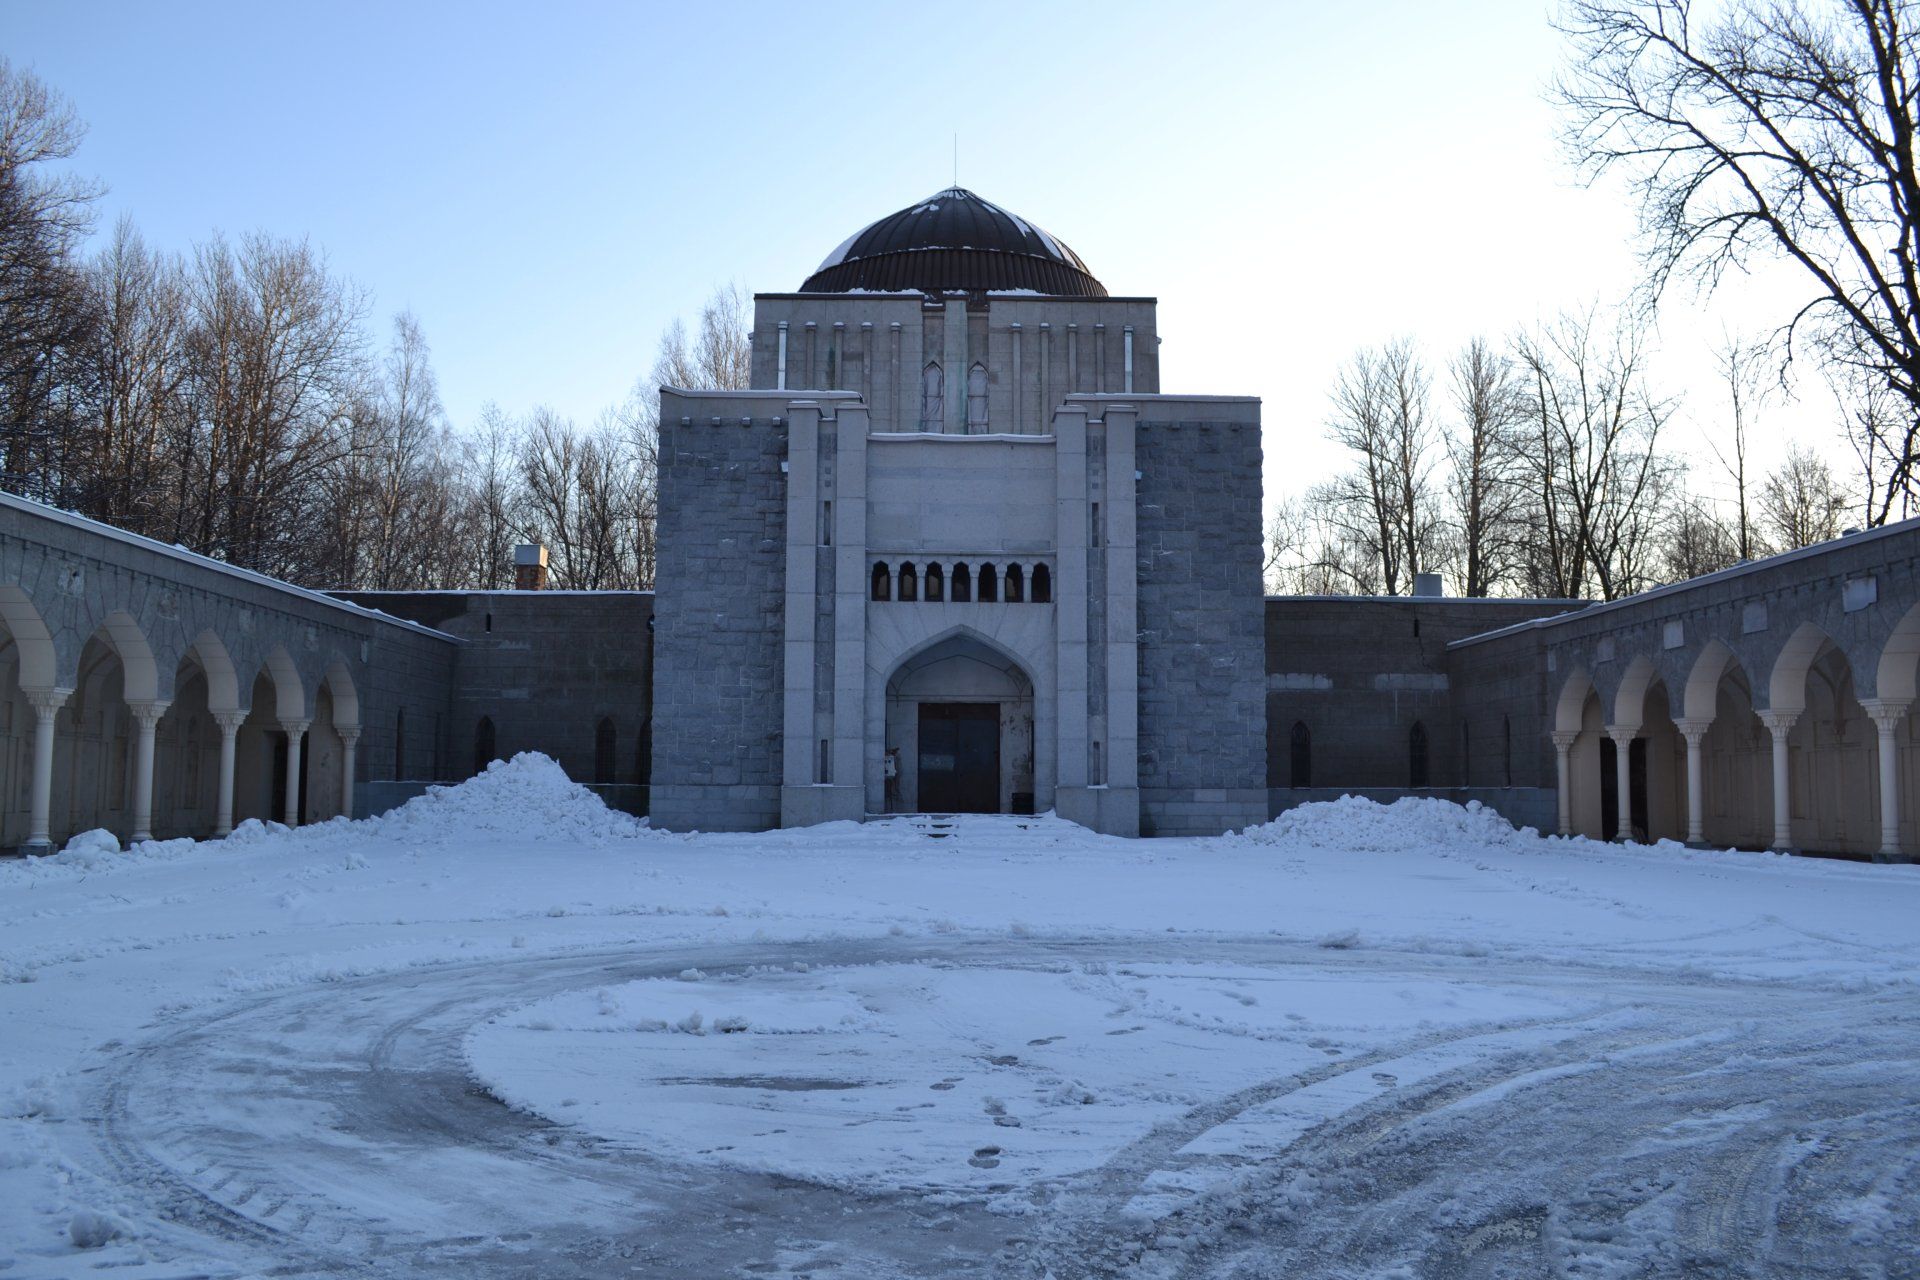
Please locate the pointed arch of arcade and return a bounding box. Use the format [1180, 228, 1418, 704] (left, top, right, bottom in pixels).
[236, 646, 309, 831]
[58, 611, 164, 843]
[1869, 601, 1920, 860]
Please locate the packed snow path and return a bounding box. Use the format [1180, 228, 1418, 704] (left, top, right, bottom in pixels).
[3, 758, 1917, 1277]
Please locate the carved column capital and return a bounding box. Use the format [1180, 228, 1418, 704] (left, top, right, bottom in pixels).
[24, 686, 71, 716]
[1605, 724, 1640, 746]
[337, 726, 361, 749]
[1758, 709, 1800, 737]
[1860, 698, 1912, 732]
[279, 718, 311, 737]
[213, 710, 248, 735]
[1550, 730, 1579, 751]
[126, 699, 170, 730]
[1674, 717, 1714, 744]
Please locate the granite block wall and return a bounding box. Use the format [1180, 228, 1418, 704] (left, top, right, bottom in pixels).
[649, 396, 790, 830]
[1135, 417, 1267, 835]
[333, 590, 653, 801]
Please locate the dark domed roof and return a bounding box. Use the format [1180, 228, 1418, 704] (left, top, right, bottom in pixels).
[801, 188, 1106, 297]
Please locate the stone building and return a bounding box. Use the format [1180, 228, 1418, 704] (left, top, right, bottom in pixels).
[4, 186, 1920, 859]
[649, 188, 1266, 837]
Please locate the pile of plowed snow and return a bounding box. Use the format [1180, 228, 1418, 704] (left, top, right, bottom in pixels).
[1232, 794, 1542, 853]
[1, 752, 650, 884]
[370, 752, 652, 844]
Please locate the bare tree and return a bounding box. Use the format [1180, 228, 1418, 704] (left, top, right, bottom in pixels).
[1515, 307, 1677, 600]
[0, 59, 102, 499]
[1557, 0, 1920, 523]
[1664, 490, 1742, 581]
[1324, 340, 1442, 595]
[1761, 444, 1851, 549]
[1444, 338, 1530, 595]
[1708, 330, 1769, 560]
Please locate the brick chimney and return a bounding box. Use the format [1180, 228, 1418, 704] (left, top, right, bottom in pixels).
[513, 544, 549, 591]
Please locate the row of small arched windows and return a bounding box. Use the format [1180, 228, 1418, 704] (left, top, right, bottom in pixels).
[871, 560, 1052, 604]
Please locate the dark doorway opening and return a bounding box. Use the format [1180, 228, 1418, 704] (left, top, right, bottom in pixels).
[270, 731, 311, 825]
[1598, 736, 1650, 841]
[917, 702, 1000, 813]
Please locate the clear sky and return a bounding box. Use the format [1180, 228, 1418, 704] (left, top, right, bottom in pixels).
[4, 0, 1843, 516]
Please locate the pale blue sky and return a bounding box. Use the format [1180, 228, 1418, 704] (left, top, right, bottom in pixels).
[5, 0, 1827, 505]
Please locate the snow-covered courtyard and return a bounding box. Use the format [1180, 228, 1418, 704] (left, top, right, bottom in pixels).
[3, 756, 1916, 1278]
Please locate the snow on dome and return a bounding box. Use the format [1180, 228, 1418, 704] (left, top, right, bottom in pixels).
[371, 752, 652, 844]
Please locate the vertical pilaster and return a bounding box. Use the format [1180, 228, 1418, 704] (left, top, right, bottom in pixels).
[781, 404, 821, 807]
[1102, 405, 1140, 833]
[944, 299, 967, 433]
[1054, 404, 1090, 792]
[831, 402, 869, 813]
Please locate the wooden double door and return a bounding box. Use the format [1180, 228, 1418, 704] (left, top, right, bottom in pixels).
[917, 702, 1000, 813]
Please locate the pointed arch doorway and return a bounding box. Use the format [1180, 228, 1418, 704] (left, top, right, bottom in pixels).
[885, 632, 1035, 815]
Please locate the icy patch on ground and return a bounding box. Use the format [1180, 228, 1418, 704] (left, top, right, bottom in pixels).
[466, 961, 1585, 1192]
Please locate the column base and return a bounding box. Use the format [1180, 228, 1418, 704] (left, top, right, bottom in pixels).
[19, 838, 53, 856]
[780, 785, 866, 828]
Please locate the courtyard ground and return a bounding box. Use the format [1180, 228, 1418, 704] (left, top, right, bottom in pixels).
[1, 756, 1915, 1278]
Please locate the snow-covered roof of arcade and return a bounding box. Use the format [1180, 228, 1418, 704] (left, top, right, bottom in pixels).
[800, 187, 1108, 297]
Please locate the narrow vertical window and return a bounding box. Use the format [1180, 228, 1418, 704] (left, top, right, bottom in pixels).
[872, 562, 892, 601]
[967, 362, 988, 431]
[818, 738, 831, 784]
[595, 717, 616, 784]
[1123, 325, 1135, 394]
[821, 500, 832, 546]
[921, 362, 944, 429]
[1460, 723, 1471, 787]
[952, 563, 972, 603]
[1091, 501, 1102, 546]
[899, 562, 918, 602]
[474, 716, 496, 776]
[1032, 563, 1052, 603]
[1410, 721, 1430, 788]
[978, 564, 998, 602]
[776, 321, 789, 390]
[637, 718, 653, 786]
[1005, 564, 1025, 602]
[925, 562, 944, 602]
[1503, 715, 1513, 787]
[394, 709, 406, 781]
[1290, 721, 1311, 787]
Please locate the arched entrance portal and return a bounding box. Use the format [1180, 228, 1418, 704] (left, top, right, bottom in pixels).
[885, 634, 1035, 815]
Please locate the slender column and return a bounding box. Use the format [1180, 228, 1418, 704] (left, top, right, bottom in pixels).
[213, 711, 246, 836]
[23, 688, 71, 853]
[1861, 699, 1911, 862]
[1551, 730, 1577, 836]
[338, 727, 360, 820]
[280, 718, 310, 827]
[1758, 709, 1799, 851]
[126, 699, 170, 843]
[1606, 725, 1638, 841]
[1675, 717, 1713, 845]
